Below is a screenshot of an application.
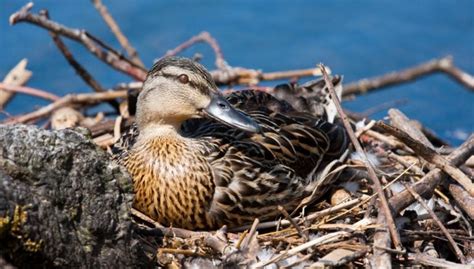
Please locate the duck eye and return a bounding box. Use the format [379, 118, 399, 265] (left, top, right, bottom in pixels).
[178, 74, 189, 84]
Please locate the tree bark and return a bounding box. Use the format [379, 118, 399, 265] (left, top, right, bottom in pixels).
[0, 125, 152, 268]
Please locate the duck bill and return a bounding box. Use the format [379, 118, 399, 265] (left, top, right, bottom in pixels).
[203, 94, 261, 133]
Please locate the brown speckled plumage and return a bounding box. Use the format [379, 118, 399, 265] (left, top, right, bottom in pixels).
[113, 57, 348, 230]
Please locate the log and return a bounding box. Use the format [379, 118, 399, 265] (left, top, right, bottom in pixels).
[0, 125, 152, 268]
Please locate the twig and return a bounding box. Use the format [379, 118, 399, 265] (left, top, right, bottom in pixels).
[277, 206, 308, 241]
[165, 31, 228, 70]
[403, 183, 467, 263]
[40, 10, 120, 111]
[240, 218, 259, 250]
[3, 90, 128, 124]
[91, 0, 144, 67]
[230, 196, 364, 232]
[0, 83, 59, 102]
[253, 231, 350, 268]
[343, 56, 474, 96]
[0, 59, 32, 108]
[9, 2, 147, 81]
[378, 122, 474, 196]
[158, 248, 204, 257]
[389, 135, 474, 213]
[211, 66, 328, 86]
[319, 64, 402, 252]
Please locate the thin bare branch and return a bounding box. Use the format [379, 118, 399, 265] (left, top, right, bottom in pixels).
[9, 2, 147, 81]
[91, 0, 144, 67]
[0, 83, 59, 102]
[165, 31, 228, 70]
[319, 64, 403, 253]
[3, 90, 127, 124]
[403, 183, 467, 264]
[343, 56, 474, 97]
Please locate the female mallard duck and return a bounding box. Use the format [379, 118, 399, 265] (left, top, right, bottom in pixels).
[113, 57, 348, 230]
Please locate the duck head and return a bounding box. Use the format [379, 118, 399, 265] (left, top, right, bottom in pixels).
[136, 56, 261, 133]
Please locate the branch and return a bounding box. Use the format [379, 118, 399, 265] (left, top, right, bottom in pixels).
[389, 134, 474, 213]
[378, 122, 474, 196]
[319, 64, 403, 255]
[165, 31, 228, 70]
[0, 83, 59, 102]
[9, 2, 147, 81]
[343, 56, 474, 96]
[91, 0, 145, 67]
[38, 10, 120, 112]
[403, 183, 467, 264]
[3, 90, 127, 124]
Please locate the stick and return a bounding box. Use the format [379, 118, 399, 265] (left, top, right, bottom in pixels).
[211, 66, 328, 86]
[319, 64, 402, 252]
[403, 183, 467, 263]
[389, 135, 474, 213]
[229, 196, 364, 232]
[91, 0, 144, 67]
[343, 56, 474, 96]
[378, 122, 474, 196]
[165, 31, 228, 70]
[408, 253, 472, 269]
[448, 184, 474, 220]
[3, 90, 128, 124]
[388, 108, 434, 149]
[0, 83, 59, 102]
[40, 10, 120, 111]
[9, 2, 147, 81]
[253, 231, 350, 268]
[277, 206, 308, 241]
[0, 59, 33, 108]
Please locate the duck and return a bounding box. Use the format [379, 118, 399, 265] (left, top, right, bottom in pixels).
[113, 56, 349, 230]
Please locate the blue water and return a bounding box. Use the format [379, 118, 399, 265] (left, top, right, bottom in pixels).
[1, 1, 473, 144]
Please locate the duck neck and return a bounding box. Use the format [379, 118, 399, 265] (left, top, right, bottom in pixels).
[137, 120, 183, 143]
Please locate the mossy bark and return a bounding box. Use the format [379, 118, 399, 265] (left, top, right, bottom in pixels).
[0, 125, 152, 268]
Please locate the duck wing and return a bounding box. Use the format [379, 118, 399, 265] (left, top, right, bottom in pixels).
[183, 89, 348, 227]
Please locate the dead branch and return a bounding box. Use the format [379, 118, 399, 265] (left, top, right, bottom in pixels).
[378, 122, 474, 196]
[389, 134, 474, 213]
[408, 253, 471, 268]
[39, 10, 120, 112]
[403, 183, 467, 263]
[254, 231, 350, 268]
[165, 31, 228, 70]
[0, 83, 59, 102]
[211, 66, 327, 86]
[343, 56, 474, 96]
[3, 90, 127, 124]
[448, 184, 474, 220]
[320, 65, 403, 254]
[0, 59, 33, 108]
[9, 2, 147, 81]
[91, 0, 144, 67]
[388, 108, 434, 150]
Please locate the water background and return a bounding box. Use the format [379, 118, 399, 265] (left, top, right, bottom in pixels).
[1, 1, 473, 144]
